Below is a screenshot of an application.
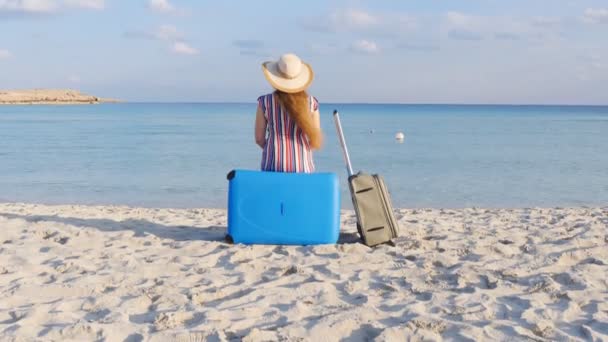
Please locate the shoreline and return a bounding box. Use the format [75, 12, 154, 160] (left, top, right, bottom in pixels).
[2, 200, 605, 212]
[1, 202, 606, 340]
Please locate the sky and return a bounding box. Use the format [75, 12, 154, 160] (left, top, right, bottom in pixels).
[0, 0, 607, 104]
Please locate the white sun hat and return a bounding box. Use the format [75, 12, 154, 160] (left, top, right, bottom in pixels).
[262, 53, 314, 93]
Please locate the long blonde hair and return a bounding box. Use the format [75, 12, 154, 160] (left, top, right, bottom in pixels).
[274, 90, 323, 149]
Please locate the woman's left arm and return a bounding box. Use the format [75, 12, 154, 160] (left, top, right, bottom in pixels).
[255, 105, 267, 149]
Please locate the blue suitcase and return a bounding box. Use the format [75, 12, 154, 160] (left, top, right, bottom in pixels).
[227, 170, 340, 245]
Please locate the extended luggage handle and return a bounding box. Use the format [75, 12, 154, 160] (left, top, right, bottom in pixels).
[333, 110, 354, 177]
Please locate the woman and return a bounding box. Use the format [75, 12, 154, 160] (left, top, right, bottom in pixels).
[255, 53, 323, 173]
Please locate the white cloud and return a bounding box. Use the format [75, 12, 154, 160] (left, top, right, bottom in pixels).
[446, 11, 485, 41]
[350, 40, 379, 54]
[172, 41, 198, 55]
[63, 0, 104, 10]
[124, 24, 182, 41]
[304, 8, 416, 36]
[309, 42, 340, 55]
[233, 40, 264, 49]
[233, 40, 267, 57]
[125, 25, 197, 56]
[494, 32, 521, 41]
[532, 16, 562, 28]
[584, 54, 606, 69]
[0, 0, 104, 14]
[0, 49, 11, 58]
[148, 0, 174, 13]
[0, 0, 57, 14]
[335, 9, 378, 30]
[449, 29, 483, 41]
[68, 75, 81, 83]
[576, 54, 607, 81]
[446, 11, 473, 28]
[303, 9, 376, 32]
[444, 11, 562, 43]
[156, 24, 181, 41]
[397, 42, 439, 52]
[583, 8, 608, 24]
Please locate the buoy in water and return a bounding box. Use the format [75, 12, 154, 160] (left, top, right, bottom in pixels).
[395, 132, 405, 142]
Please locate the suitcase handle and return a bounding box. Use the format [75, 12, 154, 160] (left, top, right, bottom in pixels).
[333, 110, 354, 177]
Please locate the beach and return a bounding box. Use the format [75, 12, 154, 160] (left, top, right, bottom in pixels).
[3, 1, 607, 340]
[1, 203, 606, 341]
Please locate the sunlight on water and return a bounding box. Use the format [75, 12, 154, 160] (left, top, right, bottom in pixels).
[1, 103, 607, 208]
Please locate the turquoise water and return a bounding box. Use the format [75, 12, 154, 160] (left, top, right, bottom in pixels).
[1, 103, 607, 208]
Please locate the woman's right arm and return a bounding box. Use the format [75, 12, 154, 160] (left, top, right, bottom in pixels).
[312, 108, 321, 131]
[255, 105, 267, 149]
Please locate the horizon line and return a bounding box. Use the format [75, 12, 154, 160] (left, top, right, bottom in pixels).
[113, 101, 608, 107]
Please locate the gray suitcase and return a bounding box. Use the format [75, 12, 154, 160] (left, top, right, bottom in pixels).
[333, 110, 399, 246]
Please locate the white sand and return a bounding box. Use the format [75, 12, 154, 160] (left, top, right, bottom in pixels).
[0, 203, 606, 341]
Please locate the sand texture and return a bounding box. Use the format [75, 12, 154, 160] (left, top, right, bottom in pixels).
[0, 89, 119, 105]
[0, 203, 607, 341]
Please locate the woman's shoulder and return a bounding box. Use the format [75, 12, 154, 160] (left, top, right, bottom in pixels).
[310, 95, 319, 111]
[257, 93, 274, 102]
[257, 93, 275, 113]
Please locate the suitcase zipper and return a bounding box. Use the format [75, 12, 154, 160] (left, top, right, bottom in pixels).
[349, 181, 366, 244]
[373, 175, 398, 239]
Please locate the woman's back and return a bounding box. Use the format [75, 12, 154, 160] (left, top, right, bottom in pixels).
[258, 93, 319, 173]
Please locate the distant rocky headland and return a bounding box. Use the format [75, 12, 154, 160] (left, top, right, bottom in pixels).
[0, 89, 120, 105]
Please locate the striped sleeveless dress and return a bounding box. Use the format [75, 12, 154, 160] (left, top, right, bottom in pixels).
[258, 93, 319, 173]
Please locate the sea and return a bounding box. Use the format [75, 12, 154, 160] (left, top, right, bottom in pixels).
[1, 103, 607, 209]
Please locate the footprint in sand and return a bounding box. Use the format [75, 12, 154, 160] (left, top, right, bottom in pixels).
[123, 334, 144, 342]
[423, 235, 447, 241]
[409, 319, 447, 334]
[187, 290, 207, 305]
[456, 247, 471, 257]
[579, 257, 605, 266]
[520, 244, 536, 254]
[497, 269, 519, 282]
[84, 309, 111, 322]
[153, 312, 204, 331]
[282, 265, 303, 276]
[55, 262, 81, 274]
[552, 272, 586, 290]
[39, 230, 59, 240]
[0, 311, 27, 324]
[53, 236, 69, 244]
[495, 296, 530, 320]
[273, 246, 290, 256]
[34, 321, 99, 341]
[102, 286, 117, 293]
[478, 275, 498, 290]
[532, 321, 556, 339]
